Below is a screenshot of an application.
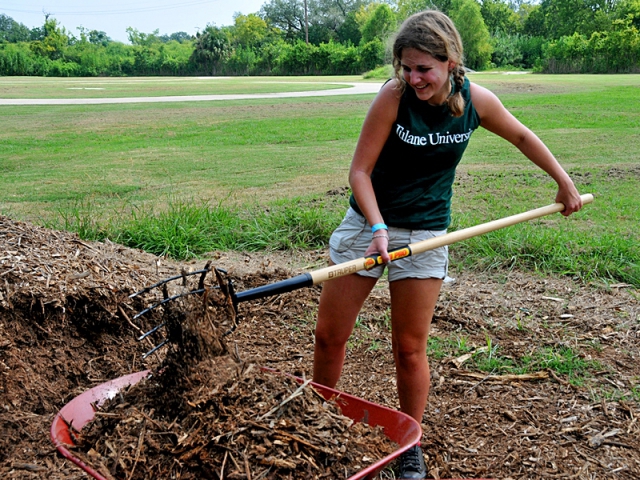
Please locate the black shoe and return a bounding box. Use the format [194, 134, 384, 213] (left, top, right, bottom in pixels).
[397, 444, 427, 479]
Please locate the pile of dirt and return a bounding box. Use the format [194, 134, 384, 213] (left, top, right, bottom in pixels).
[1, 214, 639, 479]
[72, 266, 397, 479]
[75, 365, 395, 479]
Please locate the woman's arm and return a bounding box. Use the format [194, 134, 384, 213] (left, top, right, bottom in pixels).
[469, 82, 583, 215]
[349, 81, 402, 262]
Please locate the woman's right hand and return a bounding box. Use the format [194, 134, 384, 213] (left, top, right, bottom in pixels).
[365, 232, 390, 263]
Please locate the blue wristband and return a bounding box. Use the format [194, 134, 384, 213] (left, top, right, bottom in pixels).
[371, 223, 388, 233]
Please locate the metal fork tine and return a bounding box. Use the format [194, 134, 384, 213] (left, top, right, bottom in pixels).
[132, 288, 211, 320]
[198, 261, 212, 291]
[138, 321, 166, 341]
[128, 266, 226, 299]
[134, 266, 230, 356]
[142, 339, 169, 359]
[222, 324, 237, 337]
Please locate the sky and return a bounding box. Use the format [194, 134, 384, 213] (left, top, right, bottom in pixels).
[2, 0, 268, 43]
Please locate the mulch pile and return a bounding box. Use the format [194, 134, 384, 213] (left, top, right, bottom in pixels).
[74, 365, 394, 479]
[1, 213, 640, 479]
[71, 265, 397, 479]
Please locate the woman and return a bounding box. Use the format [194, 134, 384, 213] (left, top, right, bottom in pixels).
[312, 9, 583, 479]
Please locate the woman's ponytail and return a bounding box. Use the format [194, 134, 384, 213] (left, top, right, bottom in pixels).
[446, 65, 466, 117]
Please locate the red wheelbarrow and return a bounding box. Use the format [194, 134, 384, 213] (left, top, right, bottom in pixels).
[51, 370, 422, 480]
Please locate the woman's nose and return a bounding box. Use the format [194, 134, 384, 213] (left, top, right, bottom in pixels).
[409, 70, 421, 85]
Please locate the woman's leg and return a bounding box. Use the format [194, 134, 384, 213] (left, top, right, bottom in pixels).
[313, 272, 378, 388]
[389, 277, 443, 423]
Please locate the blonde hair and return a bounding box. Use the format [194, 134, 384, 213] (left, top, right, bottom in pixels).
[392, 10, 466, 117]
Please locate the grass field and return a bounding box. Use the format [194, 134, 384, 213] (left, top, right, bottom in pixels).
[1, 74, 638, 286]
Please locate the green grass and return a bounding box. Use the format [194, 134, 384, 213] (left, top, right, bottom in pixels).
[0, 74, 638, 286]
[427, 334, 601, 386]
[363, 65, 394, 79]
[427, 335, 474, 360]
[0, 96, 367, 213]
[632, 384, 640, 402]
[465, 342, 602, 386]
[51, 195, 346, 259]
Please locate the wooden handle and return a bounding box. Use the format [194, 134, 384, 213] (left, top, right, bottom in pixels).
[234, 194, 593, 304]
[308, 193, 594, 284]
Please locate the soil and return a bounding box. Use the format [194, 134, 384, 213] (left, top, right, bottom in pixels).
[1, 214, 639, 479]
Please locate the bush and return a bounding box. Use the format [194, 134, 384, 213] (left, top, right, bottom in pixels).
[587, 22, 640, 72]
[330, 43, 361, 75]
[543, 33, 589, 73]
[363, 64, 394, 79]
[518, 35, 546, 69]
[48, 59, 79, 76]
[224, 45, 258, 75]
[542, 22, 640, 73]
[360, 38, 386, 72]
[491, 31, 524, 68]
[276, 40, 316, 75]
[0, 42, 39, 75]
[317, 41, 361, 75]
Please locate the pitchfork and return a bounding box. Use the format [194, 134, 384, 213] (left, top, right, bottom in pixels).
[132, 194, 593, 358]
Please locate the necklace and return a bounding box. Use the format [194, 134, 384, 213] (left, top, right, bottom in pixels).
[427, 79, 453, 106]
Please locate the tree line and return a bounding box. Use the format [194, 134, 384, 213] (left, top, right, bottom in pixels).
[1, 0, 639, 77]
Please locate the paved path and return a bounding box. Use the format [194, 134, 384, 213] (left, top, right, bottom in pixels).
[0, 82, 383, 106]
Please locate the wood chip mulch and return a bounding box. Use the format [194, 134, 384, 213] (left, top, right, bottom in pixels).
[74, 365, 395, 479]
[68, 264, 398, 480]
[2, 214, 640, 479]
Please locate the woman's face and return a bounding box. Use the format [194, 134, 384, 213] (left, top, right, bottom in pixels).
[400, 47, 453, 104]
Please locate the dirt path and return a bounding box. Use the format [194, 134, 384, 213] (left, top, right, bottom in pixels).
[0, 81, 383, 105]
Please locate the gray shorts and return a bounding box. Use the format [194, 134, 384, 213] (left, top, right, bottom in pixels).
[329, 208, 448, 282]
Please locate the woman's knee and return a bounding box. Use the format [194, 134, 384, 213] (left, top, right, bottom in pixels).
[393, 336, 428, 364]
[315, 321, 350, 350]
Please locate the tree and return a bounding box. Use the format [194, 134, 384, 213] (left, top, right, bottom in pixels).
[490, 30, 524, 67]
[29, 26, 45, 41]
[74, 27, 110, 46]
[89, 30, 111, 46]
[396, 0, 453, 21]
[360, 3, 397, 43]
[0, 14, 31, 43]
[261, 0, 368, 44]
[539, 0, 617, 39]
[30, 17, 69, 60]
[192, 24, 232, 74]
[480, 0, 522, 34]
[233, 13, 270, 47]
[261, 0, 307, 42]
[355, 3, 381, 32]
[310, 0, 368, 43]
[449, 0, 492, 70]
[156, 32, 193, 43]
[615, 0, 640, 28]
[126, 28, 161, 46]
[336, 11, 362, 44]
[521, 4, 545, 36]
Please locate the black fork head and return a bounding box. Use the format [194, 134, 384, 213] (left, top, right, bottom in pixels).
[131, 264, 238, 359]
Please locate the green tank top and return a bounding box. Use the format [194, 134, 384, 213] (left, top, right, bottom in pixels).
[350, 77, 480, 230]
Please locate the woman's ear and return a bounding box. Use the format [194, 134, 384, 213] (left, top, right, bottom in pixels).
[448, 61, 456, 72]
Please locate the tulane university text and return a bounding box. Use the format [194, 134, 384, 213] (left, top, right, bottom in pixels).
[396, 124, 474, 146]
